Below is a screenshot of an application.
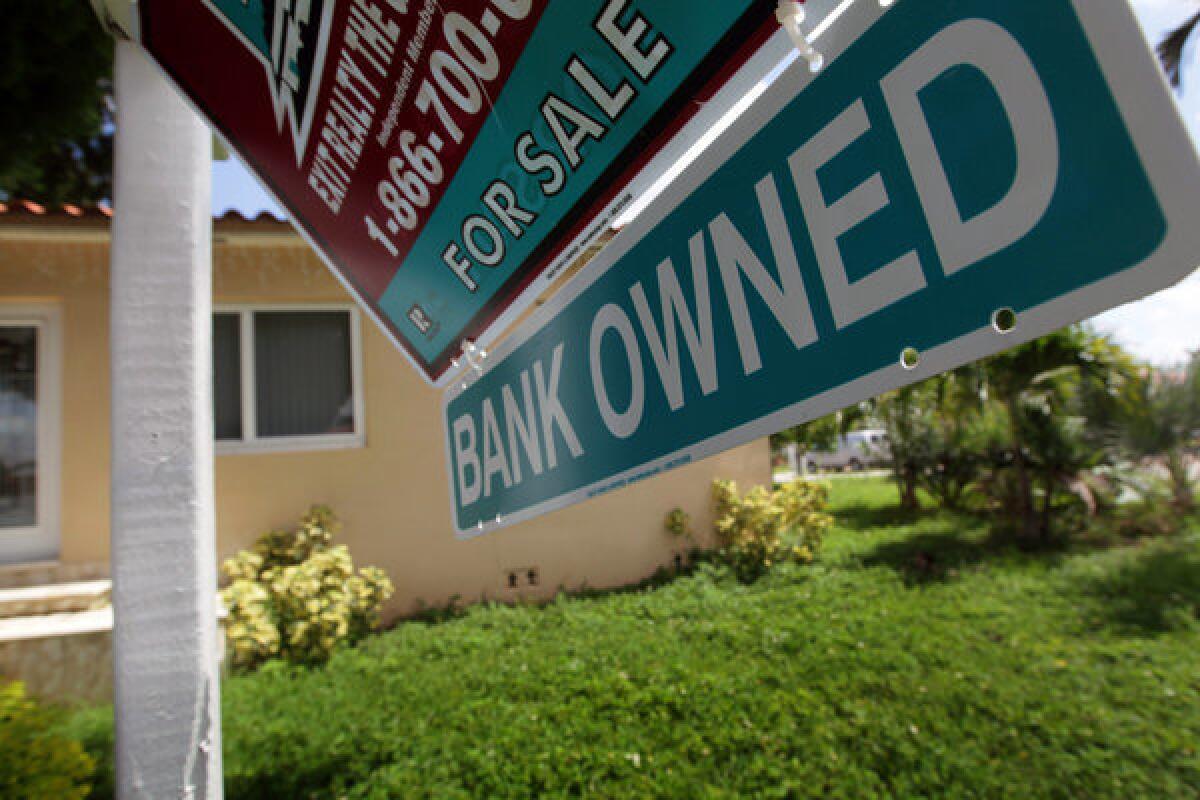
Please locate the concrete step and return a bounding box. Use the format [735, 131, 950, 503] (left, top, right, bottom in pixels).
[0, 608, 113, 704]
[0, 580, 112, 619]
[0, 561, 108, 590]
[0, 602, 225, 704]
[0, 607, 112, 642]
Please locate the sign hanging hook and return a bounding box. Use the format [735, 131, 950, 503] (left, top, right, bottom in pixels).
[452, 340, 489, 390]
[776, 1, 824, 72]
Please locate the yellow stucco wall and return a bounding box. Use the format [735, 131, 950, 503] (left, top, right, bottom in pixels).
[0, 229, 769, 618]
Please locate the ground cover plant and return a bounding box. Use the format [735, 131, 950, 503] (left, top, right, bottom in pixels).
[0, 682, 94, 799]
[65, 478, 1200, 798]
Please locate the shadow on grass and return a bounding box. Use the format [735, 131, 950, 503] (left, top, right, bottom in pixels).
[853, 517, 1071, 585]
[831, 502, 933, 531]
[1080, 538, 1200, 634]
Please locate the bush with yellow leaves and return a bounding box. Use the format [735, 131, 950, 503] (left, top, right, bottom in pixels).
[220, 506, 393, 671]
[708, 479, 831, 581]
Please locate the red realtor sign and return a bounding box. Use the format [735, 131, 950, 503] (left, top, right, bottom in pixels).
[116, 0, 778, 384]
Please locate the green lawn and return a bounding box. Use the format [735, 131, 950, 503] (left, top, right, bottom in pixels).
[69, 479, 1200, 798]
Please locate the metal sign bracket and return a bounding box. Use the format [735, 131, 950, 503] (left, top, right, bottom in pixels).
[451, 340, 489, 391]
[776, 0, 826, 72]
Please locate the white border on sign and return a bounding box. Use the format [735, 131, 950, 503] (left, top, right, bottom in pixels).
[443, 0, 1200, 538]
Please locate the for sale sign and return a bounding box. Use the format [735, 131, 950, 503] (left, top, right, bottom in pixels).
[442, 0, 1200, 535]
[124, 0, 778, 384]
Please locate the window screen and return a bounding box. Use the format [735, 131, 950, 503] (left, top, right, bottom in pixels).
[0, 326, 37, 528]
[212, 313, 242, 441]
[253, 311, 354, 438]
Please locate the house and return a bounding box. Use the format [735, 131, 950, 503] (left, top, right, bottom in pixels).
[0, 199, 769, 698]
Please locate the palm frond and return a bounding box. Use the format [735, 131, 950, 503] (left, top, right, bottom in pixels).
[1159, 12, 1200, 88]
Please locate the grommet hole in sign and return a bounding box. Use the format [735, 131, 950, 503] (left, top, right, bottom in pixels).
[992, 308, 1017, 334]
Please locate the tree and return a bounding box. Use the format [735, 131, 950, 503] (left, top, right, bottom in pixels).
[874, 383, 933, 511]
[0, 1, 114, 204]
[772, 404, 868, 458]
[982, 328, 1133, 541]
[871, 366, 999, 513]
[983, 331, 1080, 538]
[1112, 355, 1200, 513]
[916, 366, 1003, 511]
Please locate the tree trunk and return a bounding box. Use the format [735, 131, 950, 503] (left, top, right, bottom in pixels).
[1039, 476, 1055, 541]
[890, 460, 919, 510]
[1005, 398, 1039, 540]
[902, 463, 920, 510]
[1166, 450, 1195, 514]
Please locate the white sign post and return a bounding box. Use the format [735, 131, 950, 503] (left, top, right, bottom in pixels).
[109, 39, 224, 800]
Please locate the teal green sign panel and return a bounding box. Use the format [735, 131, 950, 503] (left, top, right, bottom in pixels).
[443, 0, 1200, 535]
[378, 0, 764, 369]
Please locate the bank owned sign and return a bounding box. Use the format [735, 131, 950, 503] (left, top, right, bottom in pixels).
[129, 0, 776, 384]
[443, 0, 1200, 535]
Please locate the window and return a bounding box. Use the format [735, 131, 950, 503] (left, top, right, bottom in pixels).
[213, 307, 364, 453]
[0, 306, 61, 564]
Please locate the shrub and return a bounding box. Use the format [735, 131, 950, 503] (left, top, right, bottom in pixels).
[220, 506, 394, 671]
[710, 479, 831, 581]
[0, 682, 93, 799]
[1094, 502, 1184, 541]
[664, 508, 692, 540]
[55, 706, 113, 800]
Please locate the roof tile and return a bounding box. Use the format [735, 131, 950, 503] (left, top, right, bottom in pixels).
[0, 200, 281, 225]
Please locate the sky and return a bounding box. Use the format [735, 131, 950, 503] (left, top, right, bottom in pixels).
[211, 0, 1200, 365]
[1089, 0, 1200, 365]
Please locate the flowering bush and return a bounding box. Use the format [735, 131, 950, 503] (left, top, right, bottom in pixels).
[710, 479, 831, 581]
[220, 506, 393, 671]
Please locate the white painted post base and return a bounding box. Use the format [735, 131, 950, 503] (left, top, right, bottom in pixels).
[110, 40, 223, 800]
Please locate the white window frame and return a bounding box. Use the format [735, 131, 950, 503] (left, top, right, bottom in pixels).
[0, 304, 62, 563]
[214, 304, 366, 456]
